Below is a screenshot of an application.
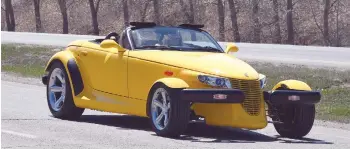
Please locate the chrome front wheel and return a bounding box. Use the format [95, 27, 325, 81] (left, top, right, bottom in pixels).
[48, 67, 66, 112]
[151, 88, 171, 130]
[148, 84, 190, 137]
[46, 62, 84, 120]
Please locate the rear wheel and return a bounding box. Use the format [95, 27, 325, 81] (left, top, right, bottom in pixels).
[269, 88, 315, 138]
[148, 84, 190, 137]
[46, 62, 84, 120]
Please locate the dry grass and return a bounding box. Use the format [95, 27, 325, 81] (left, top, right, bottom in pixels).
[1, 44, 61, 77]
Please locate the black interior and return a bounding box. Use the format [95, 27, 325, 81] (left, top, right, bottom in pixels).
[105, 32, 120, 43]
[89, 32, 120, 44]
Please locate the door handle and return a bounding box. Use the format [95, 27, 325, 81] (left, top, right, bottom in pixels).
[80, 51, 88, 56]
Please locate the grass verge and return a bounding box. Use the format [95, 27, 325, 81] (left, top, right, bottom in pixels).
[2, 43, 350, 123]
[1, 43, 62, 77]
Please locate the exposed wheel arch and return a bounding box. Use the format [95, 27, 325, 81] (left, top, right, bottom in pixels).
[272, 80, 312, 91]
[147, 83, 190, 137]
[46, 61, 85, 120]
[146, 79, 189, 117]
[66, 58, 84, 96]
[268, 87, 316, 138]
[44, 58, 84, 96]
[45, 59, 62, 72]
[147, 82, 167, 117]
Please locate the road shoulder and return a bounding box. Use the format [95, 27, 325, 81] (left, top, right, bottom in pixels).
[2, 72, 44, 86]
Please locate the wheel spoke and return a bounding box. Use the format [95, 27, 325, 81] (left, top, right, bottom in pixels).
[153, 100, 163, 108]
[161, 91, 167, 106]
[50, 91, 57, 101]
[152, 92, 160, 101]
[57, 74, 65, 84]
[50, 85, 63, 92]
[54, 95, 65, 109]
[166, 102, 170, 110]
[163, 112, 168, 126]
[156, 112, 164, 124]
[48, 68, 67, 112]
[151, 88, 172, 130]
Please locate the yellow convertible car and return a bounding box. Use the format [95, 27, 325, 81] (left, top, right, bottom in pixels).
[42, 22, 321, 138]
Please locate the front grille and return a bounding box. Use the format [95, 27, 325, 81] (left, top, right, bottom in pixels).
[230, 79, 262, 116]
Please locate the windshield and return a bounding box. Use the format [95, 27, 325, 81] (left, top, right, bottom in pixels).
[129, 26, 224, 53]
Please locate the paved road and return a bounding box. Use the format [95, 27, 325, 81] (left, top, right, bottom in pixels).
[2, 31, 350, 69]
[2, 80, 350, 149]
[1, 31, 102, 47]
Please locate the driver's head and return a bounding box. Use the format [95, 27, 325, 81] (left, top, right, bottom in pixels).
[110, 36, 116, 40]
[164, 33, 182, 46]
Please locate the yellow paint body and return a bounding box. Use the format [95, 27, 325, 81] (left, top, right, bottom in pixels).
[44, 40, 312, 130]
[272, 80, 312, 91]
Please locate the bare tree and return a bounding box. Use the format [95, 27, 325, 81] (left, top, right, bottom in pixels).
[217, 0, 225, 41]
[311, 0, 341, 46]
[123, 0, 129, 27]
[179, 0, 196, 40]
[335, 0, 341, 47]
[323, 0, 340, 46]
[140, 0, 151, 22]
[180, 0, 195, 24]
[4, 0, 15, 31]
[188, 0, 195, 23]
[153, 0, 160, 24]
[323, 0, 330, 46]
[88, 0, 101, 35]
[58, 0, 68, 34]
[286, 0, 294, 44]
[252, 0, 260, 43]
[228, 0, 240, 42]
[271, 0, 281, 43]
[33, 0, 42, 32]
[5, 0, 350, 47]
[1, 7, 5, 30]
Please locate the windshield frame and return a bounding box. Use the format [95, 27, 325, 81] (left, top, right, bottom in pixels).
[126, 26, 225, 53]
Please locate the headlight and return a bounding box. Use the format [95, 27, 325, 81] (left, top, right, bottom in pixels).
[198, 75, 232, 88]
[258, 74, 267, 89]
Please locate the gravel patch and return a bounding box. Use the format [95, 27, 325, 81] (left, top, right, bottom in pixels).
[1, 72, 44, 86]
[314, 120, 350, 131]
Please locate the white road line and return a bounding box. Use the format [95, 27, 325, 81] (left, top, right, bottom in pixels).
[2, 130, 37, 139]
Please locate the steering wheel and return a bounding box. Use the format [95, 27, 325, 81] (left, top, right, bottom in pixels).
[105, 32, 120, 43]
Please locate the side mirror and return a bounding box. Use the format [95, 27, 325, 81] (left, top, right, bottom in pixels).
[100, 39, 126, 52]
[225, 43, 239, 54]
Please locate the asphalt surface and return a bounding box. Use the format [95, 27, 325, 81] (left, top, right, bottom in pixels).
[2, 31, 350, 69]
[2, 80, 350, 149]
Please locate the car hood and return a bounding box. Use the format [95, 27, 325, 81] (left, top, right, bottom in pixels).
[128, 50, 259, 80]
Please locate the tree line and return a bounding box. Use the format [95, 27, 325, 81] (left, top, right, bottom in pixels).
[2, 0, 349, 47]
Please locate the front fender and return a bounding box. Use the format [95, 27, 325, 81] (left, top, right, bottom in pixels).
[44, 49, 76, 72]
[272, 80, 312, 91]
[266, 80, 320, 105]
[146, 78, 189, 117]
[152, 77, 189, 89]
[43, 49, 84, 96]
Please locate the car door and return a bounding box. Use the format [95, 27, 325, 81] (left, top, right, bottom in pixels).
[78, 41, 128, 97]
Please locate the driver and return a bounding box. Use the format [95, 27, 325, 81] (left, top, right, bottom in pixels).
[163, 32, 182, 47]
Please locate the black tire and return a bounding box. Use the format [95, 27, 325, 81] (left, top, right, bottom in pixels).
[46, 62, 84, 120]
[148, 84, 190, 137]
[270, 89, 315, 138]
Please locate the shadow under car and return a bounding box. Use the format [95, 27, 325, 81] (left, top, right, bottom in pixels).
[63, 114, 333, 144]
